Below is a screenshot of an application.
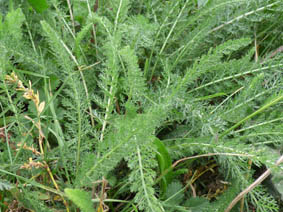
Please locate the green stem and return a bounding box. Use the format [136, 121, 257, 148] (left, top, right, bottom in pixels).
[220, 94, 283, 139]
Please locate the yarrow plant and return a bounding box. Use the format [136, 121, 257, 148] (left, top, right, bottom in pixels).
[0, 0, 282, 212]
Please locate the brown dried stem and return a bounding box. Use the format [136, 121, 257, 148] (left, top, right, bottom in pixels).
[225, 155, 283, 212]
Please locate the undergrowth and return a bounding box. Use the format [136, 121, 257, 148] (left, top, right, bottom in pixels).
[0, 0, 282, 211]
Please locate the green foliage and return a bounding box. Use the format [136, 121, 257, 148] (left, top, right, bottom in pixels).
[209, 183, 241, 212]
[120, 46, 147, 101]
[164, 181, 186, 211]
[65, 188, 95, 212]
[154, 137, 173, 196]
[249, 186, 279, 212]
[0, 180, 13, 191]
[17, 189, 54, 212]
[27, 0, 48, 13]
[0, 8, 25, 42]
[185, 197, 210, 212]
[0, 0, 282, 212]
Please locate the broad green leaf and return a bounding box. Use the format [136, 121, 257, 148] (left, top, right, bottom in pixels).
[65, 188, 95, 212]
[27, 0, 48, 13]
[154, 137, 173, 195]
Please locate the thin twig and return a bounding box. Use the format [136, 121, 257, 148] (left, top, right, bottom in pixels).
[87, 0, 98, 56]
[189, 183, 196, 197]
[240, 159, 252, 212]
[210, 2, 280, 33]
[172, 153, 253, 168]
[225, 155, 283, 212]
[100, 83, 114, 142]
[155, 153, 253, 185]
[210, 86, 244, 114]
[188, 64, 283, 94]
[66, 0, 75, 34]
[254, 31, 258, 63]
[60, 40, 95, 127]
[261, 45, 283, 64]
[269, 45, 283, 58]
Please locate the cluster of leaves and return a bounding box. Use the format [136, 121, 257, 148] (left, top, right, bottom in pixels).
[0, 0, 282, 211]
